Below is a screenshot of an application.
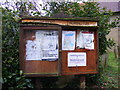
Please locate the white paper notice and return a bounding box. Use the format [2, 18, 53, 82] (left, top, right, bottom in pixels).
[26, 30, 58, 61]
[26, 40, 42, 60]
[40, 31, 59, 60]
[77, 31, 85, 48]
[62, 31, 76, 50]
[68, 52, 86, 67]
[82, 33, 94, 50]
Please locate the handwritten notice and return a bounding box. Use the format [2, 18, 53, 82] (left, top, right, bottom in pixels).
[62, 31, 76, 50]
[68, 52, 86, 67]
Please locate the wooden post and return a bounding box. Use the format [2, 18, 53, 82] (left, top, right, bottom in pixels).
[118, 27, 120, 58]
[34, 78, 42, 90]
[79, 76, 86, 89]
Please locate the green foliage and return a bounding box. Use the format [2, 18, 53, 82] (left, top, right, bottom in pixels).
[43, 2, 119, 55]
[98, 52, 118, 88]
[86, 52, 119, 88]
[2, 7, 33, 89]
[2, 1, 44, 88]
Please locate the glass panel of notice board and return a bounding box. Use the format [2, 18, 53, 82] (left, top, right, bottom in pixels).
[26, 30, 59, 61]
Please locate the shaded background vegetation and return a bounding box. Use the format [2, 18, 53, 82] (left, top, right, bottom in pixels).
[1, 1, 119, 89]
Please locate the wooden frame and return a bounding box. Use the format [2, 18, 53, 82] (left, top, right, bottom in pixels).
[19, 25, 61, 77]
[20, 17, 99, 77]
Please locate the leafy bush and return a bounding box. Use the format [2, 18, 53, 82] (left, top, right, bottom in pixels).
[2, 7, 33, 89]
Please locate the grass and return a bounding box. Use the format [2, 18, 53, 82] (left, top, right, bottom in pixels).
[99, 52, 119, 88]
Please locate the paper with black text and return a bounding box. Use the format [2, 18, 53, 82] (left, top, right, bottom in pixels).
[68, 52, 86, 67]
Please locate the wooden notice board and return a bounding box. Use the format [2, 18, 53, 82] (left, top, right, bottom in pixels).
[61, 27, 99, 75]
[20, 17, 99, 77]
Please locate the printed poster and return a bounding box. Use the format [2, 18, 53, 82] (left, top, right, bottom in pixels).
[68, 52, 86, 67]
[41, 31, 59, 60]
[62, 31, 76, 50]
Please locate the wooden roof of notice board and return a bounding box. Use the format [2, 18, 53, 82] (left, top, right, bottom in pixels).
[21, 16, 99, 27]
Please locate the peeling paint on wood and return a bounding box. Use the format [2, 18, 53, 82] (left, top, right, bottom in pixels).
[22, 19, 97, 26]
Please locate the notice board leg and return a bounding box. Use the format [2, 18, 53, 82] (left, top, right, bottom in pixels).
[79, 75, 86, 89]
[34, 78, 42, 90]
